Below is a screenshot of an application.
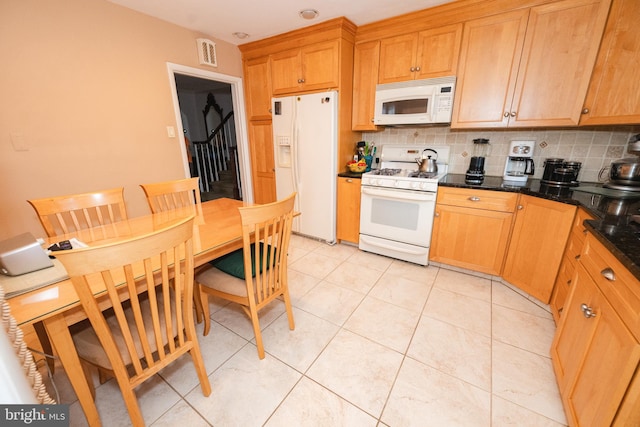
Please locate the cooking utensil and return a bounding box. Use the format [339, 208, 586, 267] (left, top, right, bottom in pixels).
[416, 148, 438, 173]
[599, 158, 640, 185]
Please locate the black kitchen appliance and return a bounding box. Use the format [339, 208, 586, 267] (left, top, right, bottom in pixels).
[465, 138, 490, 184]
[541, 158, 581, 187]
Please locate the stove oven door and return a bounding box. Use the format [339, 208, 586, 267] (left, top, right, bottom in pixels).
[359, 185, 437, 248]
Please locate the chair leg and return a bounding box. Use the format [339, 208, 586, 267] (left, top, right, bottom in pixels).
[248, 306, 265, 359]
[193, 284, 203, 324]
[81, 363, 96, 400]
[120, 387, 145, 427]
[282, 291, 296, 331]
[199, 286, 211, 336]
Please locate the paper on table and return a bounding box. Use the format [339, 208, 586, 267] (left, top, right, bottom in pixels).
[0, 258, 69, 298]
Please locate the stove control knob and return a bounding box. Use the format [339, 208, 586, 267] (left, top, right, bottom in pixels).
[394, 181, 401, 187]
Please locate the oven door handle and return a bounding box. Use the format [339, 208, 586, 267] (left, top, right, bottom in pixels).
[361, 186, 436, 201]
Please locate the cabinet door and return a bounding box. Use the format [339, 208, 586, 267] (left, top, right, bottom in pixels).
[451, 9, 529, 128]
[243, 56, 272, 120]
[580, 0, 640, 125]
[378, 33, 418, 84]
[415, 24, 463, 80]
[247, 120, 276, 204]
[553, 263, 640, 427]
[430, 204, 514, 275]
[336, 177, 361, 243]
[271, 49, 302, 95]
[301, 40, 340, 92]
[509, 0, 612, 127]
[503, 195, 576, 303]
[352, 41, 380, 131]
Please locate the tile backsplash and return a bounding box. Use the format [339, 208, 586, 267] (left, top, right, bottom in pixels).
[362, 126, 640, 183]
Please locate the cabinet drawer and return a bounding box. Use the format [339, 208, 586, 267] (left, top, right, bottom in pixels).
[564, 231, 584, 267]
[571, 207, 593, 245]
[581, 233, 640, 339]
[436, 187, 518, 212]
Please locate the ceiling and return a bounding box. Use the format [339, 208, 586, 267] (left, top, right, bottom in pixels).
[108, 0, 457, 46]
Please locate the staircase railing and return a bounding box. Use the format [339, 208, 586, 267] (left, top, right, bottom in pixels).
[190, 112, 239, 195]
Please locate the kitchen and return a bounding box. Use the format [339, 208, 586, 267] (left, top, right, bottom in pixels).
[2, 0, 640, 425]
[232, 0, 640, 424]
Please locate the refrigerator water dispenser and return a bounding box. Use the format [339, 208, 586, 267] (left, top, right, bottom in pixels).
[277, 135, 291, 167]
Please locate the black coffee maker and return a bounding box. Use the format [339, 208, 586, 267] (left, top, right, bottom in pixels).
[465, 138, 490, 184]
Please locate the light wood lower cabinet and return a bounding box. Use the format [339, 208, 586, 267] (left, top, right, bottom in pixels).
[551, 233, 640, 426]
[502, 195, 576, 303]
[430, 187, 517, 275]
[550, 208, 594, 323]
[336, 177, 361, 244]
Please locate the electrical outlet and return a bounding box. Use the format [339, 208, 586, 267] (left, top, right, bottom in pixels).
[166, 126, 176, 138]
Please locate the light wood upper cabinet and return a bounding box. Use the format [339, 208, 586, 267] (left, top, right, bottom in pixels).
[270, 40, 340, 95]
[378, 24, 462, 84]
[502, 195, 576, 304]
[352, 40, 380, 131]
[243, 56, 272, 120]
[452, 0, 612, 128]
[580, 0, 640, 125]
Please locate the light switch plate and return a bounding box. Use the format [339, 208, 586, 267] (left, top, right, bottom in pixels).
[10, 133, 29, 151]
[166, 126, 176, 138]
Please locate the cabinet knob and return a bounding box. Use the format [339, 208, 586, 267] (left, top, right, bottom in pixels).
[415, 66, 421, 71]
[435, 212, 440, 217]
[581, 108, 589, 114]
[410, 67, 416, 72]
[575, 254, 581, 261]
[517, 205, 524, 210]
[298, 78, 305, 84]
[504, 112, 510, 118]
[600, 267, 616, 281]
[346, 179, 353, 183]
[580, 303, 597, 319]
[510, 111, 517, 117]
[468, 196, 480, 202]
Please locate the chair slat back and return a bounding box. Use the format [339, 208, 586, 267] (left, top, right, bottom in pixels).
[239, 193, 295, 307]
[28, 188, 128, 237]
[55, 216, 196, 384]
[140, 178, 201, 213]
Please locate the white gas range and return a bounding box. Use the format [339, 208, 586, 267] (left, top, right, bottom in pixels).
[359, 145, 450, 266]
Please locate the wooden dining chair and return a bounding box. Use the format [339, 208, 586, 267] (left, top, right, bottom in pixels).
[55, 216, 211, 426]
[140, 177, 201, 214]
[196, 192, 296, 359]
[27, 187, 128, 238]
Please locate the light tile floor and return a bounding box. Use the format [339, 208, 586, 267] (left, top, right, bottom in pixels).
[47, 235, 568, 426]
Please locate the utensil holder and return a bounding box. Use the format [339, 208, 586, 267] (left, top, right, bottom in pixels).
[364, 155, 373, 172]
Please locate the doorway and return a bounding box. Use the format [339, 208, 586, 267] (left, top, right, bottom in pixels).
[166, 63, 253, 203]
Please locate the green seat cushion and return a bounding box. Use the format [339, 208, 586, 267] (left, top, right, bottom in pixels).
[210, 242, 276, 279]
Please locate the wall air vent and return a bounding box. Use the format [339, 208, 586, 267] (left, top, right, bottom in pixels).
[196, 38, 217, 67]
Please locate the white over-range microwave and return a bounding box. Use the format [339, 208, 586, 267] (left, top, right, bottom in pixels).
[373, 76, 456, 126]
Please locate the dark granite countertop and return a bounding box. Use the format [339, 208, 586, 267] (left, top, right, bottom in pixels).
[338, 171, 364, 179]
[439, 173, 640, 281]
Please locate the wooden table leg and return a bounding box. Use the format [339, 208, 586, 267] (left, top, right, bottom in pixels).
[43, 314, 101, 427]
[33, 321, 55, 373]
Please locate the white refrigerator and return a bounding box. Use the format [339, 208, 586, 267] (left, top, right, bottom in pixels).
[271, 91, 337, 243]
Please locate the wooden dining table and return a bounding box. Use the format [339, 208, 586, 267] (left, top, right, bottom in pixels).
[7, 198, 247, 426]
